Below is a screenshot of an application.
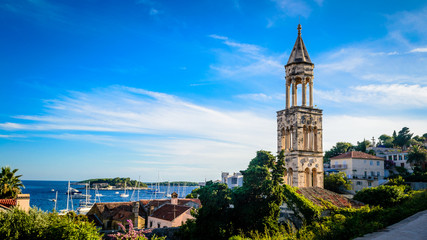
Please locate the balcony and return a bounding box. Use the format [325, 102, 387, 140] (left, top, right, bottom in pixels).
[331, 164, 348, 170]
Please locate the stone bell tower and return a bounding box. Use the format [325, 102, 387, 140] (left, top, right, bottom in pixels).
[277, 24, 324, 188]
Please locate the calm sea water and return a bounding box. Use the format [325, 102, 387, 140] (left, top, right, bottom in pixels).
[21, 180, 198, 212]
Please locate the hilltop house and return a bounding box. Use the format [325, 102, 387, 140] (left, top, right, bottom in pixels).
[330, 151, 385, 192]
[0, 194, 30, 212]
[221, 172, 243, 189]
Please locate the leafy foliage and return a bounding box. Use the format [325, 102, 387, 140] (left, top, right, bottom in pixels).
[0, 207, 101, 239]
[353, 185, 407, 207]
[323, 142, 353, 162]
[407, 145, 427, 168]
[0, 166, 24, 199]
[108, 219, 165, 240]
[185, 187, 200, 198]
[323, 172, 352, 194]
[393, 127, 413, 148]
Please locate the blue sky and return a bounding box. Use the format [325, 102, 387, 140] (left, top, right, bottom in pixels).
[1, 0, 426, 181]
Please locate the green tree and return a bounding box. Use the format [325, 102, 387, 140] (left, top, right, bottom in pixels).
[194, 181, 232, 240]
[394, 127, 413, 148]
[324, 172, 352, 194]
[355, 139, 370, 152]
[324, 142, 353, 162]
[186, 187, 200, 198]
[407, 145, 427, 169]
[232, 150, 285, 234]
[0, 166, 24, 199]
[378, 134, 394, 148]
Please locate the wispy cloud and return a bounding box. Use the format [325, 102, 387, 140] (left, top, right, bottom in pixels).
[410, 48, 427, 53]
[208, 35, 284, 83]
[0, 86, 276, 180]
[315, 84, 427, 109]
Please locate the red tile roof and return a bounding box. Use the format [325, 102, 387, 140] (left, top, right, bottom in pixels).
[330, 151, 383, 160]
[297, 187, 364, 208]
[150, 204, 191, 221]
[142, 198, 201, 210]
[0, 199, 17, 208]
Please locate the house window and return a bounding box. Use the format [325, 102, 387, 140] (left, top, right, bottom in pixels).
[404, 155, 408, 160]
[377, 161, 380, 166]
[401, 163, 404, 167]
[371, 171, 375, 176]
[393, 155, 397, 160]
[364, 160, 367, 164]
[231, 177, 237, 184]
[364, 171, 367, 177]
[368, 182, 372, 187]
[377, 172, 380, 177]
[357, 181, 362, 185]
[399, 155, 402, 160]
[150, 221, 153, 228]
[388, 156, 392, 160]
[370, 160, 373, 165]
[157, 223, 160, 228]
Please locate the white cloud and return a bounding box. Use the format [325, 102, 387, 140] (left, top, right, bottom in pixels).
[410, 48, 427, 53]
[315, 84, 427, 108]
[324, 115, 426, 151]
[0, 86, 276, 180]
[149, 8, 159, 15]
[271, 0, 312, 18]
[209, 35, 284, 81]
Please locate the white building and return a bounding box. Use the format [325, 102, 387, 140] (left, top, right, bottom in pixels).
[367, 146, 412, 173]
[330, 151, 385, 192]
[221, 172, 243, 189]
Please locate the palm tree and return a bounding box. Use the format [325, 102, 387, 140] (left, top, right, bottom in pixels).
[0, 166, 25, 199]
[407, 145, 427, 170]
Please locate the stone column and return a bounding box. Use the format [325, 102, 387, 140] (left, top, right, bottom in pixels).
[292, 82, 296, 106]
[286, 82, 290, 109]
[302, 78, 307, 106]
[309, 79, 313, 107]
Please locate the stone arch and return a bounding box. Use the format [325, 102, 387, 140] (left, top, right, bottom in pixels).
[281, 128, 286, 150]
[304, 167, 310, 187]
[289, 126, 294, 150]
[283, 168, 288, 185]
[312, 168, 318, 187]
[313, 127, 318, 152]
[308, 126, 313, 151]
[288, 168, 293, 186]
[303, 125, 308, 150]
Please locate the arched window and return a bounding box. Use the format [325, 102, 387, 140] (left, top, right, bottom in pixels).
[303, 125, 308, 150]
[312, 168, 317, 187]
[281, 128, 286, 150]
[305, 168, 310, 187]
[289, 127, 293, 150]
[313, 127, 318, 152]
[288, 168, 293, 187]
[283, 168, 288, 185]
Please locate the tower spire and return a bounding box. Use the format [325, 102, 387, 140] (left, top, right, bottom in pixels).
[287, 24, 312, 65]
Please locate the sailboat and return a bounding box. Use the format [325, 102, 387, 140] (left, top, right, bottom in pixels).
[59, 181, 72, 215]
[76, 182, 93, 215]
[166, 181, 171, 198]
[120, 182, 129, 198]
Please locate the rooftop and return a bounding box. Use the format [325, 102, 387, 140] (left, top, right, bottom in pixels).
[330, 151, 384, 160]
[297, 187, 364, 208]
[150, 204, 191, 221]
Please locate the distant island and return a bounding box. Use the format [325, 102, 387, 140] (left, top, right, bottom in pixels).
[78, 178, 200, 189]
[79, 177, 148, 189]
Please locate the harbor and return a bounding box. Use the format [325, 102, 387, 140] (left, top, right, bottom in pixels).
[22, 180, 198, 213]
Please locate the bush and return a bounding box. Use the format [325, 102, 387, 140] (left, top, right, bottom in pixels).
[353, 185, 406, 207]
[324, 172, 352, 194]
[0, 208, 101, 239]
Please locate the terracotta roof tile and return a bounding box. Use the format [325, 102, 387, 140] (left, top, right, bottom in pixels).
[330, 151, 383, 160]
[150, 204, 191, 221]
[0, 199, 17, 208]
[296, 187, 364, 208]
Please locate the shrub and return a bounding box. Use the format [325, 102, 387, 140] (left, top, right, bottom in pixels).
[323, 172, 352, 194]
[0, 207, 101, 239]
[353, 185, 406, 208]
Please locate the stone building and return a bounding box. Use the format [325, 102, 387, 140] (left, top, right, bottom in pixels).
[277, 24, 324, 188]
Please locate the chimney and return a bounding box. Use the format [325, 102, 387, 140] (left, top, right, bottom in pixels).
[132, 201, 139, 228]
[16, 194, 30, 212]
[171, 192, 178, 205]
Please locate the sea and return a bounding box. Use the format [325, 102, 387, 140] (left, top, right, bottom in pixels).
[21, 180, 198, 212]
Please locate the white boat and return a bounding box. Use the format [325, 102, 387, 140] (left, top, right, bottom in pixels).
[77, 182, 94, 215]
[59, 181, 73, 215]
[120, 182, 129, 198]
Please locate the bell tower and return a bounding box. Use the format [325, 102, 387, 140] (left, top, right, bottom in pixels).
[277, 24, 324, 188]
